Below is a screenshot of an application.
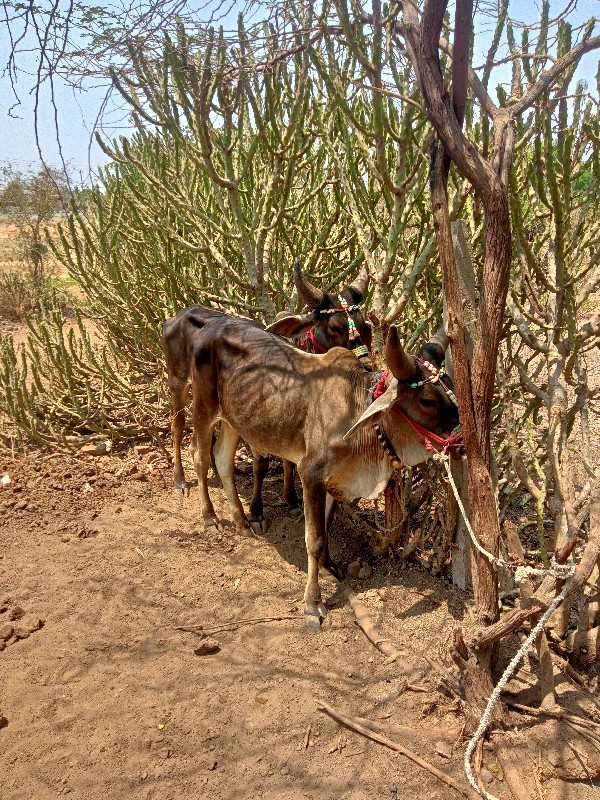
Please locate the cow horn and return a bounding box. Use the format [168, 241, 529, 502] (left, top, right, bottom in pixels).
[346, 263, 370, 301]
[420, 326, 449, 367]
[428, 327, 449, 352]
[293, 260, 324, 309]
[385, 325, 416, 381]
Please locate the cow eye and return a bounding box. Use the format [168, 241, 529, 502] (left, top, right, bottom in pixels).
[330, 325, 344, 335]
[419, 398, 436, 408]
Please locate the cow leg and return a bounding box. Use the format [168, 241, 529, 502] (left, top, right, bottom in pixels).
[191, 416, 221, 534]
[213, 421, 251, 536]
[298, 468, 328, 629]
[283, 460, 302, 516]
[248, 453, 269, 534]
[169, 379, 190, 493]
[322, 495, 343, 581]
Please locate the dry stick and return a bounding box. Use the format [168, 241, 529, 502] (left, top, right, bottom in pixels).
[563, 719, 600, 754]
[303, 723, 312, 750]
[351, 715, 459, 744]
[316, 700, 479, 800]
[421, 653, 464, 698]
[343, 587, 405, 662]
[520, 579, 556, 709]
[175, 614, 299, 635]
[493, 740, 537, 800]
[550, 652, 586, 686]
[344, 586, 462, 693]
[503, 699, 600, 732]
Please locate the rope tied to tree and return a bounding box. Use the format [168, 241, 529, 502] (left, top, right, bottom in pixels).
[439, 452, 575, 581]
[462, 582, 571, 800]
[435, 450, 576, 800]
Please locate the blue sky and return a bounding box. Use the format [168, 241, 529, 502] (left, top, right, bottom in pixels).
[0, 0, 598, 182]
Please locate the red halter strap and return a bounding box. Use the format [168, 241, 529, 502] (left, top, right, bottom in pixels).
[390, 405, 463, 455]
[372, 369, 463, 456]
[300, 328, 328, 354]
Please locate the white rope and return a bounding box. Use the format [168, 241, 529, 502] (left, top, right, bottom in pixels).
[463, 582, 571, 800]
[439, 454, 574, 582]
[433, 453, 576, 799]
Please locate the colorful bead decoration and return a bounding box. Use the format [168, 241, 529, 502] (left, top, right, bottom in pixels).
[352, 343, 369, 358]
[320, 295, 361, 340]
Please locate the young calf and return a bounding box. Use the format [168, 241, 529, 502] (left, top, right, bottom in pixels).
[248, 260, 372, 530]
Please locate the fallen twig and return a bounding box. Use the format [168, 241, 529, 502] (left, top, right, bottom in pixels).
[503, 698, 600, 731]
[175, 613, 299, 635]
[303, 723, 312, 750]
[316, 700, 479, 800]
[406, 683, 430, 693]
[343, 587, 408, 665]
[550, 652, 587, 686]
[563, 719, 600, 753]
[422, 653, 464, 698]
[349, 715, 458, 743]
[494, 739, 537, 800]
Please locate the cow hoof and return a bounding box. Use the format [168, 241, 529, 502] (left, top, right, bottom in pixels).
[249, 518, 268, 535]
[304, 603, 327, 630]
[316, 602, 328, 619]
[289, 507, 303, 518]
[305, 614, 323, 632]
[204, 518, 222, 534]
[237, 523, 253, 537]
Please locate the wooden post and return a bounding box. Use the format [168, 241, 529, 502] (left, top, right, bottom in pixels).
[445, 220, 475, 591]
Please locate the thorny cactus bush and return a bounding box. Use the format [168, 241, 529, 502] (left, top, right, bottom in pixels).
[499, 40, 600, 538]
[0, 14, 447, 447]
[0, 300, 166, 448]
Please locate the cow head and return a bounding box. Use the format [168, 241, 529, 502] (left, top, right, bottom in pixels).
[266, 261, 372, 363]
[344, 326, 460, 456]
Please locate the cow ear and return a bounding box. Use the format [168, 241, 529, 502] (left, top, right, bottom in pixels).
[266, 314, 314, 338]
[343, 379, 398, 440]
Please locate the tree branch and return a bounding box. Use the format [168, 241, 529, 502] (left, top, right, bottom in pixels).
[509, 35, 600, 118]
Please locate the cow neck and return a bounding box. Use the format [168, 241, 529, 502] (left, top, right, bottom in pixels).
[371, 368, 463, 460]
[347, 369, 392, 466]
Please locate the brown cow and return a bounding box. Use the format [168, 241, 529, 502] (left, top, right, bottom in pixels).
[168, 307, 461, 629]
[248, 260, 372, 530]
[162, 261, 373, 527]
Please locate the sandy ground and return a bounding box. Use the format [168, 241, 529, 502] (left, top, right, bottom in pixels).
[1, 218, 599, 798]
[1, 443, 599, 800]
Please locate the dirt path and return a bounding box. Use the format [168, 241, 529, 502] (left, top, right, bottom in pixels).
[1, 446, 598, 800]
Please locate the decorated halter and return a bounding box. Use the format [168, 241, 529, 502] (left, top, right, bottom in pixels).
[412, 356, 458, 406]
[321, 294, 370, 361]
[371, 358, 463, 461]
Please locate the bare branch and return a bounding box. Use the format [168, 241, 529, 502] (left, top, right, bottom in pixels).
[510, 34, 600, 118]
